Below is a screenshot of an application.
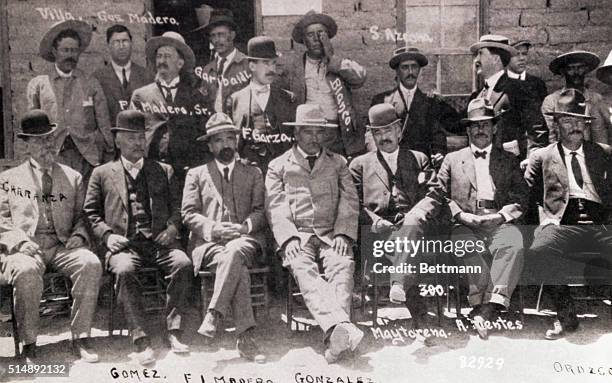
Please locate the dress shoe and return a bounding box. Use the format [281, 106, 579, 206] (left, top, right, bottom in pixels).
[167, 331, 190, 354]
[389, 284, 406, 304]
[134, 337, 155, 366]
[73, 337, 99, 363]
[22, 343, 37, 363]
[324, 322, 363, 363]
[198, 310, 221, 338]
[236, 329, 266, 364]
[545, 319, 579, 340]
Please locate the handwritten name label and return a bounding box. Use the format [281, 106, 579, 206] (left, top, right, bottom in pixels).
[35, 8, 178, 25]
[294, 372, 374, 383]
[1, 182, 67, 203]
[553, 362, 612, 376]
[371, 325, 449, 345]
[455, 318, 523, 333]
[369, 26, 433, 43]
[120, 101, 210, 117]
[195, 69, 252, 90]
[184, 374, 274, 383]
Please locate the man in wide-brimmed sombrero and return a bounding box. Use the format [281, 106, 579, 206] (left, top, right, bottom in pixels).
[542, 50, 604, 144]
[130, 31, 211, 186]
[26, 20, 113, 179]
[277, 10, 367, 158]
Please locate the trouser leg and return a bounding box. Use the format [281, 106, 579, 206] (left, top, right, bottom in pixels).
[156, 248, 193, 332]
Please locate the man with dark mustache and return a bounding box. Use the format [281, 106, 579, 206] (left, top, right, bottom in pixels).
[229, 36, 296, 174]
[370, 47, 460, 165]
[27, 20, 113, 180]
[542, 51, 604, 144]
[181, 113, 267, 363]
[526, 89, 612, 340]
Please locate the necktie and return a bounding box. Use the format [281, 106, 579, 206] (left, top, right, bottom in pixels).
[570, 152, 584, 189]
[306, 155, 317, 170]
[473, 150, 487, 159]
[223, 167, 230, 183]
[122, 68, 128, 89]
[42, 168, 53, 196]
[159, 84, 175, 104]
[217, 57, 226, 77]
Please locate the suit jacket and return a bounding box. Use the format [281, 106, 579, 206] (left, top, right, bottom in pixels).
[524, 141, 612, 223]
[593, 98, 612, 144]
[265, 146, 359, 248]
[93, 61, 153, 124]
[371, 87, 460, 156]
[83, 159, 181, 249]
[277, 52, 367, 156]
[182, 162, 266, 274]
[0, 160, 89, 252]
[229, 83, 297, 170]
[349, 148, 434, 226]
[426, 146, 529, 222]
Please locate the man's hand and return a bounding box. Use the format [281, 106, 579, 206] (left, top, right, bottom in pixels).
[283, 238, 302, 261]
[374, 218, 396, 234]
[478, 213, 505, 229]
[456, 212, 482, 229]
[106, 234, 129, 254]
[333, 235, 351, 257]
[520, 158, 529, 171]
[430, 153, 444, 168]
[65, 236, 86, 250]
[154, 225, 178, 247]
[18, 241, 40, 257]
[211, 222, 241, 242]
[319, 31, 334, 64]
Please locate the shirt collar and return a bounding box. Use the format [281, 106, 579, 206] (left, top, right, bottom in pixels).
[121, 156, 144, 169]
[399, 82, 417, 97]
[562, 143, 584, 157]
[157, 75, 180, 88]
[55, 64, 73, 78]
[380, 147, 399, 161]
[470, 144, 493, 156]
[296, 145, 321, 159]
[250, 81, 270, 94]
[111, 60, 132, 72]
[215, 158, 236, 176]
[216, 48, 236, 64]
[29, 158, 51, 173]
[507, 69, 525, 80]
[485, 70, 505, 89]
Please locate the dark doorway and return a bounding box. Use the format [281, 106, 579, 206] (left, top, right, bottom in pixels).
[152, 0, 255, 68]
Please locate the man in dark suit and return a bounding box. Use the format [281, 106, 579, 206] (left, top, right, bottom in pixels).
[130, 31, 211, 185]
[93, 24, 153, 129]
[182, 113, 267, 363]
[425, 98, 528, 339]
[508, 40, 548, 104]
[370, 47, 460, 163]
[229, 36, 296, 174]
[84, 110, 193, 365]
[349, 103, 444, 328]
[526, 89, 612, 340]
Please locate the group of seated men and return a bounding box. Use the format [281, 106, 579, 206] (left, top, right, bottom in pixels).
[1, 6, 612, 368]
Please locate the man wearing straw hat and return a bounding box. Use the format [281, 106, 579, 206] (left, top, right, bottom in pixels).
[182, 113, 267, 363]
[27, 20, 113, 179]
[542, 50, 604, 144]
[278, 10, 367, 158]
[130, 31, 210, 185]
[265, 104, 363, 363]
[84, 110, 193, 365]
[229, 36, 296, 174]
[195, 8, 250, 114]
[0, 110, 102, 363]
[424, 98, 528, 340]
[526, 89, 612, 340]
[370, 47, 460, 162]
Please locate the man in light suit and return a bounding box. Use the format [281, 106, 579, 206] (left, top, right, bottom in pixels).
[266, 104, 363, 363]
[182, 113, 267, 363]
[229, 36, 296, 174]
[84, 110, 193, 365]
[425, 98, 528, 339]
[526, 89, 612, 340]
[349, 104, 444, 325]
[0, 110, 101, 362]
[93, 24, 153, 126]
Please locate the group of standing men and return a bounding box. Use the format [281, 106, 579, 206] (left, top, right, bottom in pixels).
[1, 5, 612, 368]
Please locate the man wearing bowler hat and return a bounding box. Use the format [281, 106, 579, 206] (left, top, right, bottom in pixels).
[0, 110, 102, 362]
[84, 110, 193, 365]
[423, 98, 528, 340]
[543, 50, 604, 144]
[195, 8, 250, 114]
[370, 47, 460, 163]
[278, 10, 367, 158]
[229, 36, 296, 174]
[182, 113, 267, 363]
[265, 104, 362, 363]
[526, 89, 612, 340]
[27, 20, 113, 179]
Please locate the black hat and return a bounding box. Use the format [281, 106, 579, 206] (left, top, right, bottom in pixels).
[17, 109, 57, 138]
[549, 50, 600, 76]
[111, 110, 146, 133]
[195, 8, 238, 34]
[292, 10, 337, 44]
[246, 36, 280, 60]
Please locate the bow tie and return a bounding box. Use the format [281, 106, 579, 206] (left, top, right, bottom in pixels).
[124, 161, 142, 172]
[158, 82, 178, 92]
[473, 150, 487, 159]
[254, 85, 270, 95]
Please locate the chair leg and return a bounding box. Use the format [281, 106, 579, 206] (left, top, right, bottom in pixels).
[286, 273, 294, 330]
[262, 273, 270, 319]
[518, 285, 525, 324]
[9, 287, 20, 357]
[535, 283, 544, 312]
[108, 274, 115, 337]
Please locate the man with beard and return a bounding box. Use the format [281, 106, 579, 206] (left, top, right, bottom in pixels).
[84, 110, 193, 365]
[278, 11, 367, 158]
[526, 89, 612, 339]
[0, 110, 102, 363]
[131, 31, 210, 185]
[195, 9, 250, 114]
[27, 20, 112, 179]
[93, 24, 153, 125]
[265, 104, 362, 363]
[543, 51, 604, 144]
[370, 47, 460, 164]
[229, 36, 296, 174]
[181, 113, 267, 363]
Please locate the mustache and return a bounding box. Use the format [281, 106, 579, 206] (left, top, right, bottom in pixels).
[219, 147, 235, 161]
[157, 63, 169, 70]
[380, 139, 393, 145]
[63, 57, 77, 64]
[265, 72, 275, 76]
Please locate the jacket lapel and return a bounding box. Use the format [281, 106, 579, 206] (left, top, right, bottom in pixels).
[373, 152, 392, 191]
[207, 162, 225, 206]
[553, 143, 570, 188]
[290, 146, 312, 172]
[110, 160, 128, 209]
[489, 148, 504, 194]
[583, 142, 605, 197]
[461, 149, 478, 190]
